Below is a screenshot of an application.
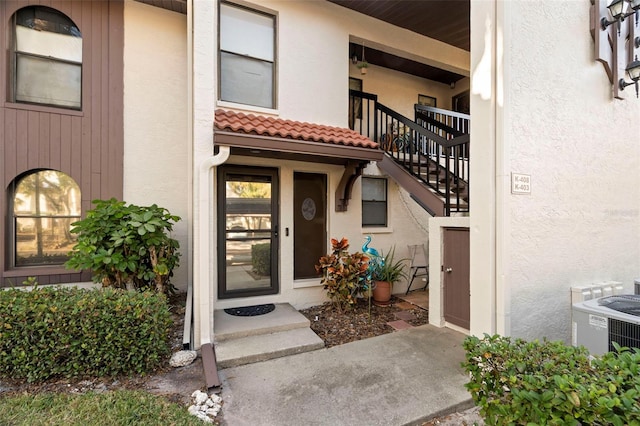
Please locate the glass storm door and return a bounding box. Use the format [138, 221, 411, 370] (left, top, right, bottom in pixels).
[218, 166, 279, 298]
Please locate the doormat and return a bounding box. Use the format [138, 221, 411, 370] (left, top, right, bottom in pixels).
[224, 304, 276, 317]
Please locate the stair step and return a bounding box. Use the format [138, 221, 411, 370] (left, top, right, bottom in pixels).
[215, 327, 325, 369]
[214, 303, 310, 341]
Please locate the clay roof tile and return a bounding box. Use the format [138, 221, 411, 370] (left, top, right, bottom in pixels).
[214, 109, 378, 149]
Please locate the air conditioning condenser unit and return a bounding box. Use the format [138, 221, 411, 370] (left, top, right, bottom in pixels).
[572, 295, 640, 356]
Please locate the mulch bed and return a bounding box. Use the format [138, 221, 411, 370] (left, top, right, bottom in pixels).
[299, 296, 429, 348]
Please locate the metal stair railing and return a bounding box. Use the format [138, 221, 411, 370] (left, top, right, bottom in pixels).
[349, 90, 470, 216]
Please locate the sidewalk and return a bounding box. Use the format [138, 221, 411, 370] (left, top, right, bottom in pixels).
[218, 324, 473, 426]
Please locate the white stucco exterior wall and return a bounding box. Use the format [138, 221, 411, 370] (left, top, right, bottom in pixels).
[196, 0, 468, 344]
[472, 0, 640, 343]
[219, 0, 469, 127]
[349, 64, 468, 117]
[213, 157, 431, 311]
[206, 0, 466, 311]
[507, 0, 640, 342]
[122, 1, 189, 290]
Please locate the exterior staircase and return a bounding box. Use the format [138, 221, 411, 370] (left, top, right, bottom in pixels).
[350, 90, 470, 217]
[213, 303, 324, 368]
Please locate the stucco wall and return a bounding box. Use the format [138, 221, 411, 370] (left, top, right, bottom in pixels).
[213, 157, 431, 311]
[219, 0, 469, 127]
[123, 0, 189, 290]
[478, 0, 640, 342]
[205, 0, 464, 312]
[349, 65, 467, 118]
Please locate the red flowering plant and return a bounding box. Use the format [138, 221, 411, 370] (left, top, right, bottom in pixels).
[315, 238, 370, 313]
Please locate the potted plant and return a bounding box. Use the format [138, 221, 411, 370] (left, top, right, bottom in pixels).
[369, 246, 408, 306]
[357, 60, 369, 75]
[316, 238, 370, 313]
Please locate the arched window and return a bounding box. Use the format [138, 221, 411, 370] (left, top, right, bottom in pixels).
[11, 6, 82, 109]
[10, 170, 81, 267]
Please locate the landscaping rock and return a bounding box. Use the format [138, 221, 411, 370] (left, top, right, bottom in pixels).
[169, 350, 197, 367]
[188, 390, 222, 423]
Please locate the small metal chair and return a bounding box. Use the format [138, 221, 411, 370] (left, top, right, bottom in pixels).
[406, 244, 429, 294]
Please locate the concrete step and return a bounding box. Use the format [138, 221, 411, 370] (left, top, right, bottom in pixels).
[215, 327, 325, 369]
[214, 303, 310, 341]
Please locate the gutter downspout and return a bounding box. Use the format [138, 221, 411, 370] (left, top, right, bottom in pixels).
[197, 147, 229, 391]
[185, 0, 195, 351]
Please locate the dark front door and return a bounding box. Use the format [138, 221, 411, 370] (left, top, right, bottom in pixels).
[218, 166, 279, 299]
[293, 172, 327, 279]
[443, 227, 470, 329]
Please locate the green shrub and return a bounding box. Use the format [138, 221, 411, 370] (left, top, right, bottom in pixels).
[0, 287, 172, 382]
[463, 334, 640, 425]
[65, 198, 180, 295]
[251, 243, 271, 276]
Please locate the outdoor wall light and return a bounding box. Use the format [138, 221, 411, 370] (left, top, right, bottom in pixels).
[592, 0, 640, 99]
[601, 0, 628, 29]
[619, 55, 640, 96]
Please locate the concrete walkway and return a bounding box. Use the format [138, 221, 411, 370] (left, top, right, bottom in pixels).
[218, 324, 473, 426]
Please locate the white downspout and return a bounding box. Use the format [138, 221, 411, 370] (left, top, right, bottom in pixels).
[196, 147, 230, 347]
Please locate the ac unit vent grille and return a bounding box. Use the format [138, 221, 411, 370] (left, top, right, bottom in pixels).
[608, 318, 640, 352]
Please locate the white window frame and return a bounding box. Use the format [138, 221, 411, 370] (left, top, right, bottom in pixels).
[219, 1, 276, 110]
[361, 177, 388, 228]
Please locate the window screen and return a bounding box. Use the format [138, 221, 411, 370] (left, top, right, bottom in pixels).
[220, 3, 275, 109]
[13, 6, 82, 109]
[362, 177, 387, 227]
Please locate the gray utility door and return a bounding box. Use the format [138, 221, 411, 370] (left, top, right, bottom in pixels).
[443, 227, 470, 329]
[217, 165, 279, 299]
[293, 172, 327, 279]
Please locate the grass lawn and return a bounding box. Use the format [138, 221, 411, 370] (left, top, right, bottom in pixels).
[0, 389, 204, 426]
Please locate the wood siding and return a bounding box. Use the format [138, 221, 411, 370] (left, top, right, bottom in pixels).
[1, 0, 124, 286]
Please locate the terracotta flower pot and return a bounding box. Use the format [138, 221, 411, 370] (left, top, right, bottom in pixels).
[372, 280, 392, 306]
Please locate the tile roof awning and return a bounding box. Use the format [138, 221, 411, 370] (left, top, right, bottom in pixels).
[214, 109, 383, 212]
[214, 109, 383, 163]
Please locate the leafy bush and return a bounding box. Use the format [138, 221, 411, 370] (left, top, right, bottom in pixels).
[65, 198, 180, 295]
[251, 243, 271, 276]
[463, 334, 640, 425]
[315, 238, 369, 312]
[0, 286, 172, 382]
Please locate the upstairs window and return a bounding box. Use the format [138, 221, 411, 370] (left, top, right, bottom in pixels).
[11, 6, 82, 109]
[219, 2, 275, 109]
[362, 177, 387, 227]
[10, 170, 81, 267]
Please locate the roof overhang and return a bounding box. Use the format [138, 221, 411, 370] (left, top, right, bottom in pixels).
[214, 131, 383, 164]
[134, 0, 186, 14]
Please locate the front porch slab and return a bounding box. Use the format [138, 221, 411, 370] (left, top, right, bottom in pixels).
[214, 303, 310, 342]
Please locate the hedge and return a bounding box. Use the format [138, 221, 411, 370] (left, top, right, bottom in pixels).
[0, 287, 172, 383]
[463, 334, 640, 426]
[251, 243, 271, 276]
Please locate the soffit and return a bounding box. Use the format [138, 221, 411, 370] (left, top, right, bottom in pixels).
[134, 0, 187, 14]
[328, 0, 470, 52]
[349, 43, 466, 85]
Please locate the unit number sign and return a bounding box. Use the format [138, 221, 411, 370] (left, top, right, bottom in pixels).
[511, 173, 531, 195]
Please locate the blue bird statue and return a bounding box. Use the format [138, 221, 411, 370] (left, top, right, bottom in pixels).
[362, 235, 380, 258]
